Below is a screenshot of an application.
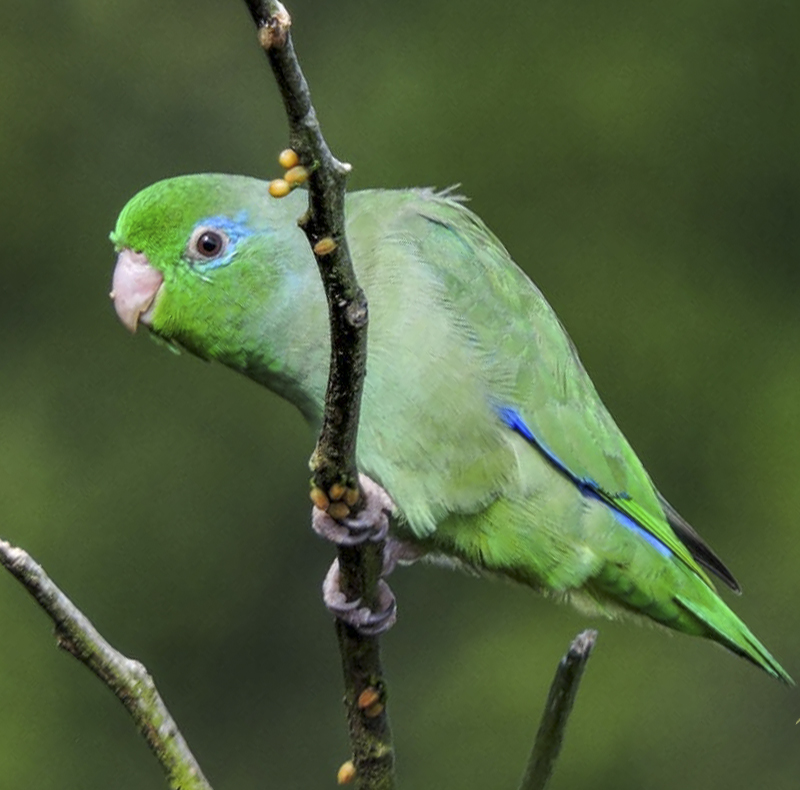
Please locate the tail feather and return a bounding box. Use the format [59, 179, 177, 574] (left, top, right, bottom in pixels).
[677, 595, 794, 685]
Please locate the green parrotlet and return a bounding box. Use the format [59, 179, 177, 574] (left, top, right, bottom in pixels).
[110, 173, 792, 683]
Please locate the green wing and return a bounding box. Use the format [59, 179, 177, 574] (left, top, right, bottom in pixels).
[395, 190, 731, 590]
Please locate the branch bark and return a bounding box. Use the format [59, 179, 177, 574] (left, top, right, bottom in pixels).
[0, 539, 212, 790]
[519, 630, 598, 790]
[242, 2, 395, 787]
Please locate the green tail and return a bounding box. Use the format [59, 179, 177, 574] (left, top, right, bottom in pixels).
[677, 594, 793, 684]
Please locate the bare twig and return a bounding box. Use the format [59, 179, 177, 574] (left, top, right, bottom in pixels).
[244, 0, 364, 493]
[519, 630, 598, 790]
[0, 539, 212, 790]
[242, 2, 395, 787]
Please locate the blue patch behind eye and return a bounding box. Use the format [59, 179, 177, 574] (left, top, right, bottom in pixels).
[495, 404, 671, 557]
[189, 212, 255, 271]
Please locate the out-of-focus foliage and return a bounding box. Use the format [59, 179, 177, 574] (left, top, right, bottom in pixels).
[1, 1, 797, 788]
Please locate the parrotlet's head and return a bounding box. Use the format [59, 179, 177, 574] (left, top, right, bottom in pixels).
[110, 174, 313, 366]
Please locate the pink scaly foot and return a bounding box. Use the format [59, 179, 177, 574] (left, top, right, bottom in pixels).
[311, 473, 393, 546]
[312, 474, 422, 635]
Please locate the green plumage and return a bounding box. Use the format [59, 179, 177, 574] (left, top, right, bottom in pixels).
[110, 174, 791, 683]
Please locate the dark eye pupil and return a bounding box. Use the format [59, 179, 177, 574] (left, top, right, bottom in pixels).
[197, 231, 223, 257]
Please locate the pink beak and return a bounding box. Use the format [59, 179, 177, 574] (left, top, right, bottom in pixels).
[110, 249, 164, 332]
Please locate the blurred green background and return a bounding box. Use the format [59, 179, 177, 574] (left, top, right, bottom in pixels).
[1, 0, 797, 787]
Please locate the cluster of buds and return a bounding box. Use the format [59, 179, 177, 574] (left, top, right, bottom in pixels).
[268, 148, 310, 197]
[310, 480, 359, 520]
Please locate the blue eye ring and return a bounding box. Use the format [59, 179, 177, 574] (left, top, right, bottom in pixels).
[184, 214, 252, 272]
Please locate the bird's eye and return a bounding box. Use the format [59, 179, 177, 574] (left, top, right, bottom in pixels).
[185, 223, 237, 270]
[195, 230, 225, 258]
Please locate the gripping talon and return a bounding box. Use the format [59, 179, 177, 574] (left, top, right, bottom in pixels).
[367, 515, 389, 543]
[382, 537, 425, 576]
[312, 473, 395, 546]
[314, 475, 402, 635]
[322, 559, 397, 636]
[354, 583, 397, 636]
[323, 560, 363, 613]
[313, 508, 374, 545]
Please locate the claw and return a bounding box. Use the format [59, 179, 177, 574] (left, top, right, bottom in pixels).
[312, 473, 395, 546]
[312, 507, 375, 545]
[382, 537, 425, 576]
[322, 559, 398, 636]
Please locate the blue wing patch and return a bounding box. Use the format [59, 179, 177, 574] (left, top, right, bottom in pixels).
[496, 405, 671, 557]
[495, 405, 600, 492]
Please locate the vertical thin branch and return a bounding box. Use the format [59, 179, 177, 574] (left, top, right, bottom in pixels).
[519, 630, 598, 790]
[241, 2, 395, 787]
[252, 2, 365, 491]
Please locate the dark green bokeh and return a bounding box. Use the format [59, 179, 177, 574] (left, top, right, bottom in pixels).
[1, 1, 797, 787]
